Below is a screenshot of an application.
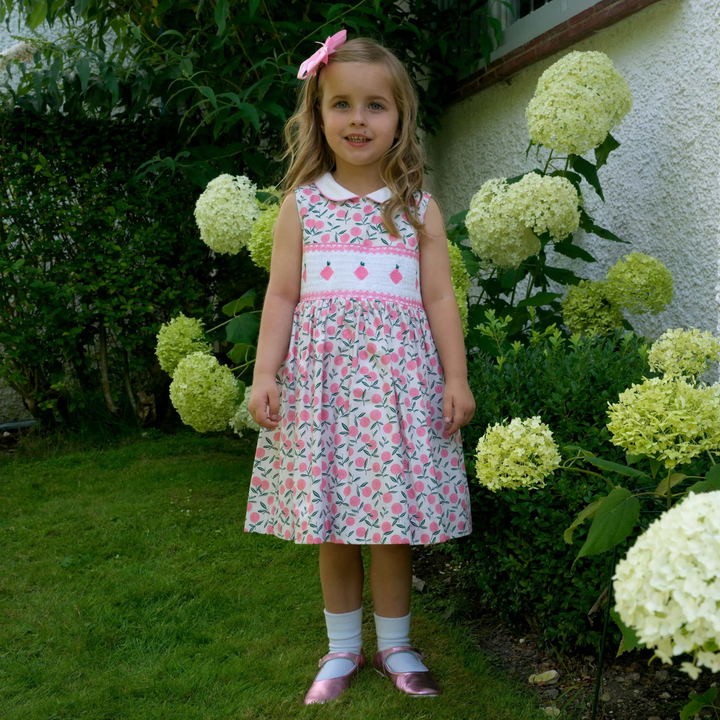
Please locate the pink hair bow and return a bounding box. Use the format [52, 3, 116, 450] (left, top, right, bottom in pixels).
[297, 29, 347, 80]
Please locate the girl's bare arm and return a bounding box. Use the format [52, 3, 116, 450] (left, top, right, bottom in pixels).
[252, 193, 303, 383]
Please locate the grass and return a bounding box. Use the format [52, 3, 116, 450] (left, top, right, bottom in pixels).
[0, 427, 548, 719]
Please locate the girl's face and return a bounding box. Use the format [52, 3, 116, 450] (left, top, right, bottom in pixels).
[318, 62, 401, 175]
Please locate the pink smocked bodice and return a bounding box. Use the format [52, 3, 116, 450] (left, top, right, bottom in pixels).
[295, 182, 431, 310]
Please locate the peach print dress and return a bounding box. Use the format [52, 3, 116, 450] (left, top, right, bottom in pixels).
[243, 171, 473, 546]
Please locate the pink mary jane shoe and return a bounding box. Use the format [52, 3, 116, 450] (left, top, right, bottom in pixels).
[373, 645, 443, 696]
[303, 649, 366, 705]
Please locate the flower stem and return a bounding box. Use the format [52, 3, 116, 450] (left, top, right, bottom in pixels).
[562, 463, 616, 491]
[666, 468, 673, 510]
[207, 310, 262, 334]
[542, 149, 554, 174]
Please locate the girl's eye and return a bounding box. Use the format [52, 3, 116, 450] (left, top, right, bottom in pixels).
[333, 101, 384, 110]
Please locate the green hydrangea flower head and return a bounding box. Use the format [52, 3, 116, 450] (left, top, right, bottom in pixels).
[606, 376, 720, 469]
[466, 178, 541, 268]
[474, 416, 561, 492]
[561, 279, 624, 336]
[526, 50, 632, 154]
[605, 252, 674, 315]
[648, 328, 720, 381]
[508, 172, 581, 242]
[229, 384, 262, 438]
[448, 240, 471, 338]
[155, 313, 213, 378]
[194, 174, 259, 255]
[169, 351, 240, 433]
[247, 186, 283, 272]
[613, 491, 720, 679]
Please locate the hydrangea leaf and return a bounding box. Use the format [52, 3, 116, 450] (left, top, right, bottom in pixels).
[226, 313, 260, 344]
[594, 132, 621, 170]
[569, 155, 604, 201]
[564, 498, 604, 545]
[575, 487, 639, 561]
[222, 289, 258, 317]
[582, 457, 647, 478]
[654, 473, 688, 496]
[679, 688, 718, 720]
[226, 343, 255, 365]
[609, 607, 642, 657]
[686, 470, 720, 495]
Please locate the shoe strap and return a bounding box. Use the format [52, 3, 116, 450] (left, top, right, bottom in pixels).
[379, 645, 426, 663]
[318, 650, 363, 668]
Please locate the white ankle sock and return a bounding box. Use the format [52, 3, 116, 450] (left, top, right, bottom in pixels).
[315, 607, 363, 681]
[374, 611, 429, 673]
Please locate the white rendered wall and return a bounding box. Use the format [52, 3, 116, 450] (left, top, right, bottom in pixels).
[423, 0, 720, 344]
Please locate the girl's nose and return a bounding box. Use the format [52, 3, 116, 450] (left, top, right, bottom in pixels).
[350, 109, 367, 125]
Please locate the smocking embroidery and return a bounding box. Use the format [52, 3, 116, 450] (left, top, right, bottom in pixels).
[297, 289, 426, 309]
[303, 243, 419, 258]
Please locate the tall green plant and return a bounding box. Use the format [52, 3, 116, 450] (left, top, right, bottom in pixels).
[0, 110, 255, 425]
[445, 51, 673, 353]
[2, 0, 513, 188]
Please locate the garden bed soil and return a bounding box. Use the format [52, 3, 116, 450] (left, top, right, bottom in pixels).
[412, 546, 719, 720]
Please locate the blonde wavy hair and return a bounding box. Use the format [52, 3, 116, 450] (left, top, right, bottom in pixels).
[280, 36, 426, 238]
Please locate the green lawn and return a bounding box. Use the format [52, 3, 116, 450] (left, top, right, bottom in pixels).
[0, 429, 547, 719]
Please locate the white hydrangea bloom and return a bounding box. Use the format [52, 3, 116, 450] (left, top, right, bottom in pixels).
[606, 376, 720, 469]
[155, 313, 213, 378]
[474, 416, 561, 492]
[509, 172, 581, 242]
[169, 351, 240, 433]
[228, 384, 262, 438]
[613, 491, 720, 678]
[648, 328, 720, 381]
[247, 199, 280, 273]
[465, 178, 541, 268]
[194, 174, 259, 254]
[526, 50, 632, 154]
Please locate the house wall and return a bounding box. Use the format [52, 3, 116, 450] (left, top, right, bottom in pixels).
[423, 0, 720, 343]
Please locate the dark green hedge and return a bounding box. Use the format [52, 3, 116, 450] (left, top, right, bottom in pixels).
[449, 331, 664, 651]
[0, 109, 260, 427]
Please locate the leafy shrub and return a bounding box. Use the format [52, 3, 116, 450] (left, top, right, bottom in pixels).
[447, 329, 688, 651]
[0, 109, 259, 426]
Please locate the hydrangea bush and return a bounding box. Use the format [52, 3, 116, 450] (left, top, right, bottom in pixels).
[246, 186, 283, 272]
[194, 174, 259, 254]
[526, 50, 632, 155]
[229, 384, 262, 438]
[464, 313, 720, 694]
[648, 328, 720, 381]
[446, 49, 641, 353]
[605, 251, 674, 315]
[448, 240, 472, 338]
[465, 178, 541, 268]
[561, 279, 623, 336]
[169, 351, 240, 433]
[475, 416, 561, 491]
[613, 491, 720, 680]
[561, 253, 673, 334]
[606, 376, 720, 469]
[155, 313, 213, 378]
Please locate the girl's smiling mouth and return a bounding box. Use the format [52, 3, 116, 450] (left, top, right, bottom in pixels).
[345, 135, 372, 146]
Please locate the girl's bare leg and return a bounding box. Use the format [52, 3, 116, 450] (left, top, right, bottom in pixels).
[319, 542, 364, 612]
[368, 544, 412, 617]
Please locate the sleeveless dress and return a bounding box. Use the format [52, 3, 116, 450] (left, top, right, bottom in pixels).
[243, 171, 473, 546]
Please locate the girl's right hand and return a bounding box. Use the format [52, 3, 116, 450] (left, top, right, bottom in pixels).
[248, 376, 282, 430]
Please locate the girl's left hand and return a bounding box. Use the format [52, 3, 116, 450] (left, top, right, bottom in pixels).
[442, 378, 476, 437]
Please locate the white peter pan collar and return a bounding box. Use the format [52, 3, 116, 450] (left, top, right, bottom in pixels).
[314, 171, 392, 203]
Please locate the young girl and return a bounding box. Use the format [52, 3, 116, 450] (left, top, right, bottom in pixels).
[246, 30, 475, 705]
